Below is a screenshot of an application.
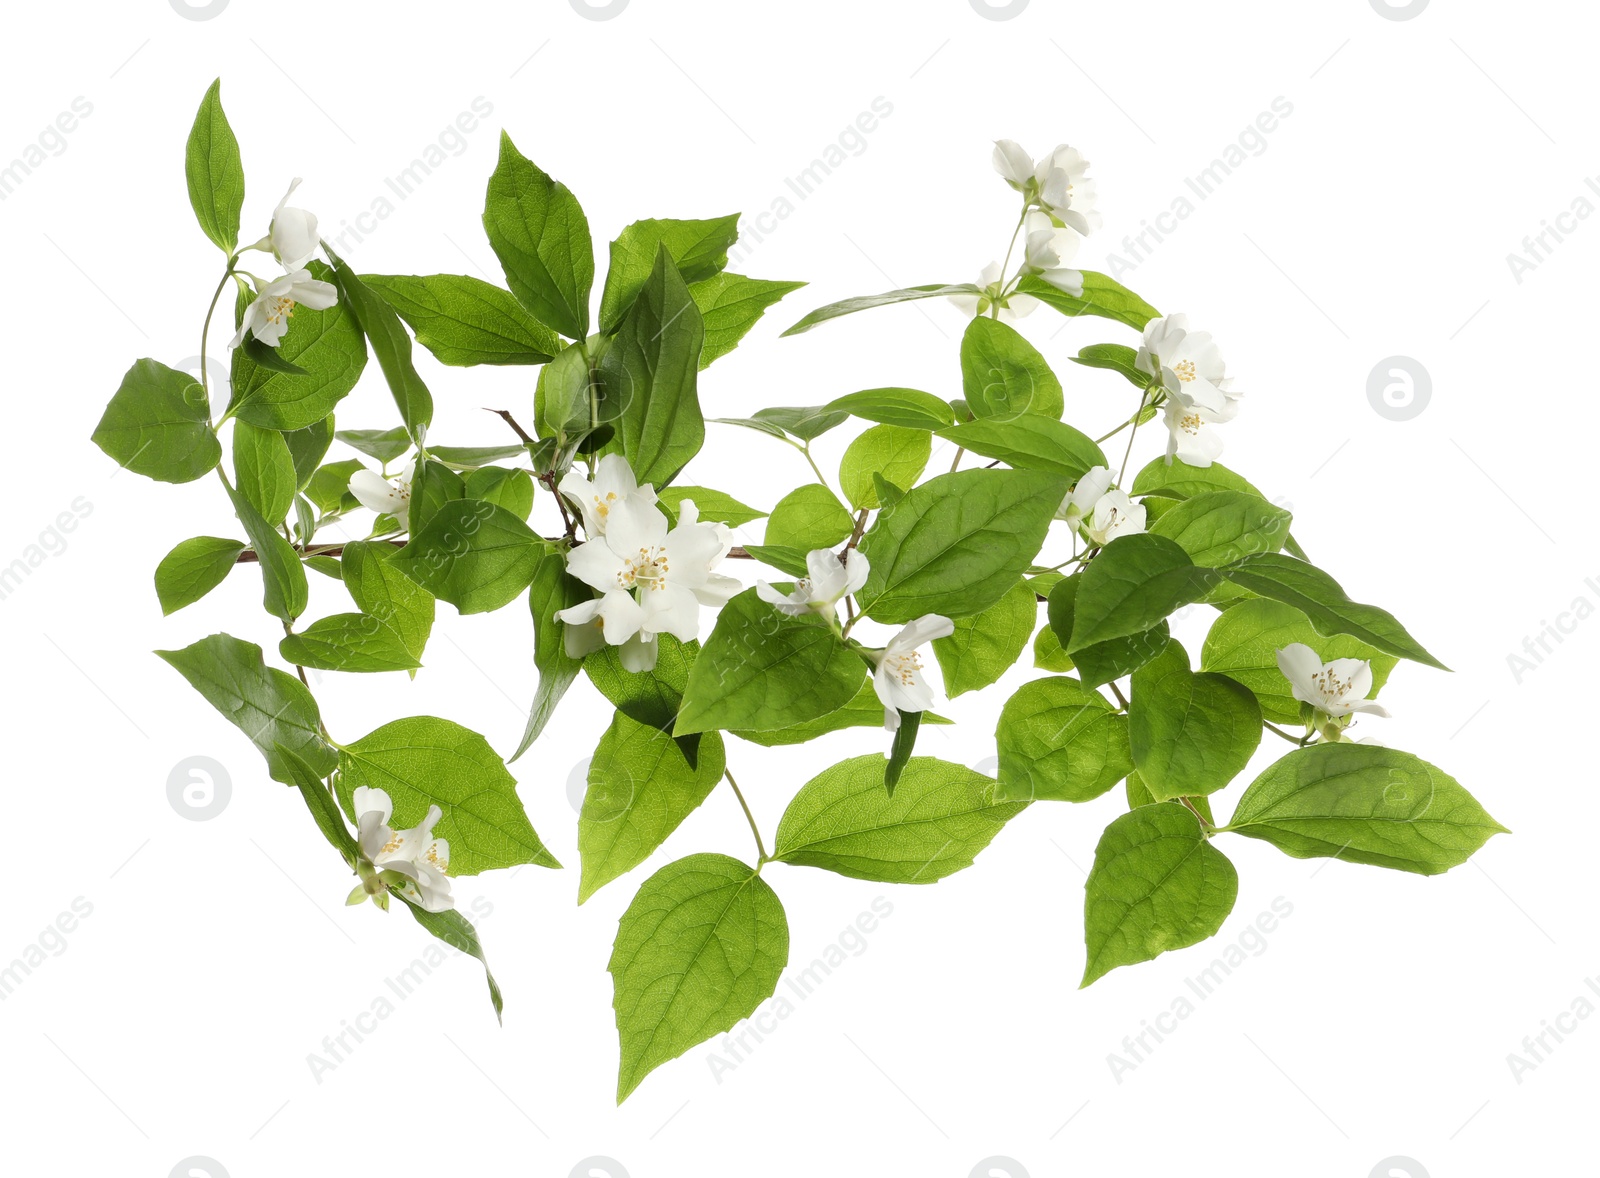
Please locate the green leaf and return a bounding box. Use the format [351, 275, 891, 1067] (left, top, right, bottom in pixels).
[241, 336, 308, 376]
[407, 459, 466, 537]
[1200, 598, 1396, 724]
[763, 484, 853, 551]
[711, 404, 848, 443]
[324, 247, 433, 439]
[337, 716, 560, 874]
[1015, 270, 1160, 332]
[936, 415, 1106, 482]
[1221, 553, 1448, 670]
[600, 214, 741, 333]
[1224, 743, 1508, 875]
[513, 550, 590, 759]
[657, 486, 768, 527]
[1081, 804, 1237, 986]
[610, 853, 787, 1101]
[1149, 490, 1292, 567]
[154, 536, 244, 615]
[361, 273, 558, 365]
[1132, 456, 1263, 500]
[283, 416, 334, 491]
[341, 540, 434, 659]
[231, 420, 297, 524]
[392, 499, 548, 615]
[279, 613, 422, 673]
[1072, 343, 1146, 387]
[463, 467, 535, 520]
[183, 79, 244, 255]
[155, 632, 336, 783]
[275, 743, 359, 863]
[839, 424, 931, 510]
[782, 283, 979, 336]
[229, 262, 369, 431]
[1032, 620, 1075, 672]
[688, 272, 805, 368]
[397, 898, 504, 1022]
[857, 468, 1065, 623]
[482, 132, 594, 339]
[1125, 770, 1214, 824]
[883, 710, 920, 795]
[92, 359, 220, 484]
[579, 714, 727, 903]
[335, 426, 411, 465]
[432, 444, 532, 468]
[224, 478, 306, 622]
[676, 588, 864, 735]
[740, 544, 810, 578]
[1128, 640, 1261, 801]
[931, 580, 1037, 697]
[773, 755, 1025, 881]
[1068, 534, 1221, 651]
[584, 635, 701, 743]
[960, 316, 1064, 419]
[732, 677, 950, 747]
[601, 246, 705, 486]
[995, 676, 1132, 803]
[1046, 573, 1170, 687]
[304, 458, 364, 515]
[825, 387, 956, 431]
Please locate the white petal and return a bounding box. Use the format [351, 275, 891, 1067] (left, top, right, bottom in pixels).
[893, 613, 956, 651]
[1275, 644, 1323, 699]
[641, 582, 702, 642]
[349, 470, 404, 515]
[842, 548, 870, 596]
[618, 633, 659, 672]
[565, 539, 631, 594]
[992, 139, 1034, 185]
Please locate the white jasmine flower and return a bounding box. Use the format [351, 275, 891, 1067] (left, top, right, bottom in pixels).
[1137, 314, 1242, 468]
[558, 453, 658, 538]
[758, 548, 869, 618]
[557, 491, 739, 672]
[992, 140, 1101, 236]
[350, 786, 453, 913]
[1276, 643, 1390, 720]
[269, 177, 321, 270]
[872, 614, 955, 730]
[1057, 466, 1145, 546]
[348, 457, 415, 527]
[230, 268, 338, 349]
[1021, 211, 1085, 297]
[949, 261, 1040, 321]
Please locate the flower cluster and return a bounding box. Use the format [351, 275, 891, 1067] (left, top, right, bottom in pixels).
[231, 178, 338, 349]
[348, 786, 453, 913]
[1137, 313, 1243, 467]
[556, 455, 740, 672]
[1058, 465, 1146, 549]
[1276, 643, 1390, 741]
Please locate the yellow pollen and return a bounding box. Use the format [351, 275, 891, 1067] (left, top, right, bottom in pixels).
[1180, 412, 1202, 434]
[1174, 359, 1196, 382]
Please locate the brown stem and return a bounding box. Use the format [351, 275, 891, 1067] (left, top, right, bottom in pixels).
[486, 407, 537, 446]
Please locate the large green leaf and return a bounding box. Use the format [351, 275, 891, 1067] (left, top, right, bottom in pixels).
[154, 536, 244, 615]
[675, 588, 864, 735]
[763, 484, 853, 550]
[610, 854, 787, 1101]
[839, 424, 931, 510]
[995, 676, 1131, 803]
[931, 580, 1037, 697]
[601, 246, 705, 486]
[579, 714, 727, 902]
[960, 316, 1064, 419]
[1221, 553, 1448, 670]
[155, 632, 336, 783]
[482, 133, 593, 339]
[782, 283, 980, 336]
[1223, 744, 1507, 875]
[689, 273, 806, 368]
[1081, 804, 1237, 986]
[773, 755, 1025, 881]
[1200, 598, 1396, 724]
[1068, 534, 1221, 651]
[1149, 490, 1292, 567]
[1015, 270, 1159, 332]
[231, 420, 297, 524]
[936, 415, 1105, 482]
[283, 416, 334, 491]
[325, 248, 432, 439]
[92, 359, 220, 484]
[513, 550, 590, 759]
[279, 614, 420, 673]
[183, 79, 244, 255]
[229, 262, 368, 431]
[585, 635, 698, 733]
[225, 478, 306, 622]
[826, 387, 955, 431]
[362, 273, 558, 365]
[392, 500, 548, 614]
[600, 214, 740, 332]
[332, 537, 436, 655]
[1128, 640, 1261, 800]
[1046, 574, 1170, 687]
[658, 486, 768, 528]
[857, 468, 1065, 624]
[337, 716, 560, 875]
[731, 677, 950, 746]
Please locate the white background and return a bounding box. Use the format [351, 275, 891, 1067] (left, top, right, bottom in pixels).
[0, 1, 1588, 1175]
